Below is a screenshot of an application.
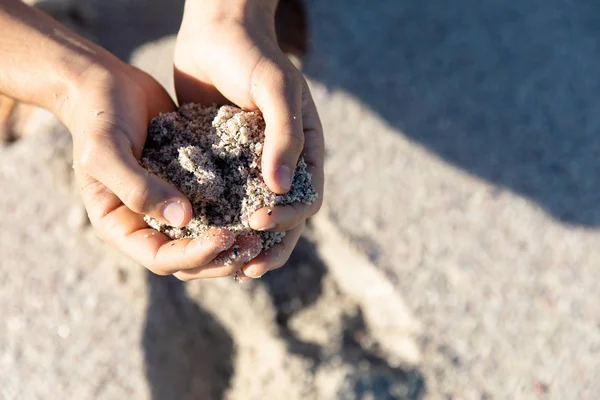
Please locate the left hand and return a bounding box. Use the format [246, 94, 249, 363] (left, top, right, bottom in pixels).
[174, 0, 324, 279]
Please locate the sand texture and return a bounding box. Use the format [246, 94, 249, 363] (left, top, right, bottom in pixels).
[141, 104, 317, 250]
[3, 0, 600, 398]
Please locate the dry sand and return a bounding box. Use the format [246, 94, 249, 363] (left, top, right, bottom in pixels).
[141, 104, 317, 252]
[2, 0, 600, 399]
[0, 112, 422, 399]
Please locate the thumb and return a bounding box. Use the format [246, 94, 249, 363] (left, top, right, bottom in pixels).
[76, 129, 193, 228]
[250, 60, 305, 194]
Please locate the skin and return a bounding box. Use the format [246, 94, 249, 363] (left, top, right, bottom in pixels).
[0, 0, 324, 280]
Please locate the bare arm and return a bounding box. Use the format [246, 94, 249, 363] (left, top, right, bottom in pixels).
[0, 0, 107, 120]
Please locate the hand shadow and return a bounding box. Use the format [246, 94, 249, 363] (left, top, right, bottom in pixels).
[260, 234, 426, 400]
[142, 272, 234, 400]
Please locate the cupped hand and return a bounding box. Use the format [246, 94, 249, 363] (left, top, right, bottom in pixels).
[66, 64, 244, 280]
[174, 3, 324, 278]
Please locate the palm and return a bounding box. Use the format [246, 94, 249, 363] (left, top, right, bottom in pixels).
[71, 68, 244, 279]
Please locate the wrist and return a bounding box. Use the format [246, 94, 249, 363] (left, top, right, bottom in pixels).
[59, 59, 139, 134]
[185, 0, 277, 20]
[53, 51, 132, 129]
[181, 0, 277, 38]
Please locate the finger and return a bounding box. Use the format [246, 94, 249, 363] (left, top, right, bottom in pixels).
[108, 209, 235, 275]
[249, 154, 322, 232]
[249, 85, 324, 232]
[76, 171, 235, 275]
[174, 232, 263, 281]
[76, 131, 192, 228]
[250, 60, 305, 194]
[249, 203, 312, 232]
[134, 228, 235, 274]
[241, 222, 305, 278]
[212, 232, 263, 266]
[299, 82, 325, 202]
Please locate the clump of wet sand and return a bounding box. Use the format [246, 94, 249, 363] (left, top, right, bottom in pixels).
[141, 103, 317, 252]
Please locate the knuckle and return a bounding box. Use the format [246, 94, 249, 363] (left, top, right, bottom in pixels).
[271, 66, 302, 97]
[275, 129, 304, 158]
[123, 180, 151, 213]
[286, 129, 305, 153]
[272, 67, 291, 87]
[79, 133, 112, 163]
[78, 142, 100, 172]
[78, 176, 105, 200]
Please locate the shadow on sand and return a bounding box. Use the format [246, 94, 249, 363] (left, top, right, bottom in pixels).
[303, 0, 600, 226]
[142, 273, 234, 400]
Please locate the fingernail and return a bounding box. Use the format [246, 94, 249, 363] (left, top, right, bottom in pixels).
[275, 165, 292, 191]
[163, 201, 185, 227]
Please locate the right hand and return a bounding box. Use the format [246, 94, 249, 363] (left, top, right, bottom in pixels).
[174, 0, 325, 279]
[65, 63, 253, 280]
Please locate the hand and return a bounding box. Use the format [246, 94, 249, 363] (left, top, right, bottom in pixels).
[0, 0, 246, 279]
[174, 0, 324, 279]
[67, 64, 250, 280]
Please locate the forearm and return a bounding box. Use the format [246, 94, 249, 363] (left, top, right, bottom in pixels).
[0, 0, 116, 120]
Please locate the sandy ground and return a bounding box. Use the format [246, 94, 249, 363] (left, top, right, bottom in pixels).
[2, 0, 600, 399]
[0, 119, 423, 399]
